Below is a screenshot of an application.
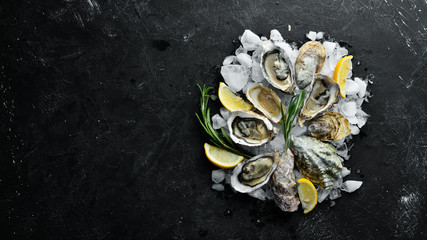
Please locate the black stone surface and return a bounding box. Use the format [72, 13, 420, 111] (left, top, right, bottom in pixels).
[1, 0, 426, 239]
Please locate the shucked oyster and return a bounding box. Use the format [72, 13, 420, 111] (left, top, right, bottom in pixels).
[260, 40, 295, 93]
[227, 111, 277, 146]
[246, 84, 285, 123]
[290, 136, 342, 189]
[298, 74, 339, 126]
[231, 152, 278, 193]
[295, 41, 326, 89]
[308, 112, 350, 142]
[270, 150, 300, 212]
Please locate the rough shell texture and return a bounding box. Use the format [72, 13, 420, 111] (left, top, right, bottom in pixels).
[270, 150, 300, 212]
[227, 111, 277, 146]
[246, 84, 285, 123]
[308, 112, 351, 141]
[295, 41, 326, 89]
[298, 74, 339, 126]
[260, 40, 295, 93]
[290, 136, 342, 189]
[230, 152, 278, 193]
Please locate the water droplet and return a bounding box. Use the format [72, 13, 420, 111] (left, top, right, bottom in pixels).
[224, 209, 232, 216]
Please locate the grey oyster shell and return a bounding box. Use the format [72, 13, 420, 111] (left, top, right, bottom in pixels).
[294, 41, 326, 89]
[270, 150, 300, 212]
[290, 136, 342, 189]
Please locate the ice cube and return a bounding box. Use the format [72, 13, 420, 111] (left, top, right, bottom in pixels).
[242, 80, 258, 94]
[336, 143, 350, 160]
[220, 107, 230, 121]
[346, 80, 360, 96]
[225, 172, 232, 185]
[328, 188, 341, 200]
[331, 137, 345, 148]
[350, 124, 360, 135]
[222, 55, 236, 66]
[211, 169, 226, 183]
[316, 32, 324, 40]
[251, 64, 265, 82]
[333, 177, 343, 189]
[354, 77, 367, 98]
[290, 125, 307, 136]
[340, 102, 357, 117]
[330, 200, 336, 207]
[248, 188, 267, 201]
[335, 46, 349, 60]
[236, 53, 253, 68]
[306, 31, 317, 41]
[347, 115, 358, 125]
[293, 170, 304, 180]
[323, 41, 337, 55]
[220, 65, 250, 92]
[341, 167, 351, 177]
[235, 46, 247, 55]
[212, 183, 225, 191]
[356, 109, 369, 128]
[270, 29, 284, 41]
[212, 114, 226, 130]
[264, 187, 274, 200]
[252, 46, 263, 64]
[340, 180, 363, 193]
[240, 29, 262, 51]
[317, 188, 331, 203]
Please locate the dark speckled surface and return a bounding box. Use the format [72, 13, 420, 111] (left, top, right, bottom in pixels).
[1, 0, 426, 239]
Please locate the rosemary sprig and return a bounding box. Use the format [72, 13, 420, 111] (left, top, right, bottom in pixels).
[195, 84, 253, 159]
[280, 90, 306, 151]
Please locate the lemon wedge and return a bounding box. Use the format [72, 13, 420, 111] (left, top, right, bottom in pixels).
[204, 143, 244, 169]
[218, 82, 253, 111]
[333, 55, 353, 98]
[297, 178, 318, 214]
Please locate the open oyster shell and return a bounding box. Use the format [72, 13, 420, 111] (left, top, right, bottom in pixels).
[290, 136, 342, 189]
[260, 40, 295, 93]
[231, 152, 279, 193]
[298, 74, 339, 126]
[308, 112, 351, 142]
[246, 84, 285, 123]
[227, 111, 277, 146]
[270, 150, 300, 212]
[295, 41, 326, 89]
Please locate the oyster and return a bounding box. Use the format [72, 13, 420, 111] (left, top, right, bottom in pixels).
[298, 74, 339, 126]
[246, 84, 285, 123]
[290, 136, 342, 189]
[260, 40, 295, 93]
[308, 112, 351, 141]
[231, 152, 278, 193]
[270, 150, 300, 212]
[227, 111, 277, 146]
[295, 41, 326, 89]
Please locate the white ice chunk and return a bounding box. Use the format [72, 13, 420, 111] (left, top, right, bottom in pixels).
[260, 36, 268, 41]
[236, 53, 253, 68]
[354, 77, 367, 98]
[306, 31, 317, 41]
[270, 29, 284, 41]
[212, 183, 225, 191]
[225, 172, 232, 185]
[222, 55, 236, 66]
[316, 32, 324, 40]
[211, 169, 226, 183]
[235, 46, 247, 55]
[328, 188, 341, 200]
[347, 115, 358, 125]
[251, 46, 263, 64]
[220, 65, 250, 92]
[248, 188, 267, 201]
[341, 167, 351, 177]
[356, 109, 369, 128]
[251, 64, 265, 82]
[317, 188, 331, 203]
[346, 79, 360, 96]
[240, 29, 262, 51]
[336, 143, 350, 160]
[335, 46, 349, 61]
[290, 125, 307, 136]
[242, 81, 258, 95]
[331, 137, 345, 148]
[340, 102, 357, 117]
[323, 41, 337, 55]
[293, 170, 304, 181]
[264, 187, 274, 200]
[340, 180, 363, 193]
[220, 107, 230, 121]
[212, 114, 226, 130]
[350, 124, 360, 135]
[333, 178, 343, 189]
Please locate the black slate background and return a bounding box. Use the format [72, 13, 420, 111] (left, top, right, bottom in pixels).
[1, 0, 426, 239]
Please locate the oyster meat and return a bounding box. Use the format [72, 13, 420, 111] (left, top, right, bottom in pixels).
[308, 112, 351, 141]
[246, 84, 285, 123]
[270, 150, 300, 212]
[231, 152, 278, 193]
[295, 41, 326, 89]
[227, 111, 277, 146]
[298, 73, 339, 126]
[290, 136, 342, 189]
[260, 40, 295, 93]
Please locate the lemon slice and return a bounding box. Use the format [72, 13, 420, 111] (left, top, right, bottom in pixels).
[297, 178, 318, 214]
[204, 143, 244, 169]
[333, 55, 353, 98]
[218, 82, 253, 111]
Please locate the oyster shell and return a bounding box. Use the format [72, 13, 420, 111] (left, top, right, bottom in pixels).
[270, 150, 300, 212]
[308, 112, 351, 141]
[231, 152, 278, 193]
[290, 136, 342, 189]
[295, 41, 326, 89]
[298, 74, 339, 126]
[246, 84, 285, 123]
[260, 40, 295, 93]
[227, 111, 277, 146]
